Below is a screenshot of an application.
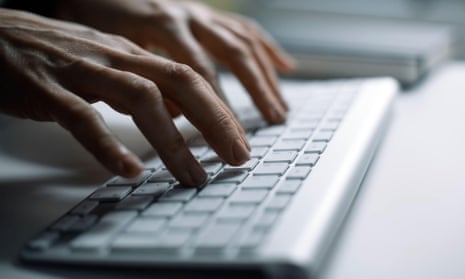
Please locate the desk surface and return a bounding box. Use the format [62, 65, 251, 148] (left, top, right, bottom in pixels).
[1, 62, 465, 279]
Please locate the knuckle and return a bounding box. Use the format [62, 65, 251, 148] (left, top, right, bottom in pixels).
[61, 103, 101, 133]
[164, 62, 202, 85]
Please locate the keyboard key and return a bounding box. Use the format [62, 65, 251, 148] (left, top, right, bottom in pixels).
[189, 135, 207, 146]
[217, 204, 256, 221]
[185, 198, 224, 213]
[170, 213, 209, 229]
[276, 180, 302, 194]
[51, 215, 79, 231]
[254, 211, 280, 229]
[143, 202, 183, 217]
[296, 154, 320, 166]
[281, 130, 312, 140]
[190, 146, 208, 158]
[241, 175, 280, 189]
[213, 171, 248, 184]
[71, 211, 137, 251]
[201, 162, 223, 175]
[265, 194, 292, 211]
[159, 187, 197, 202]
[264, 151, 298, 163]
[313, 131, 334, 142]
[71, 200, 99, 215]
[115, 196, 153, 211]
[149, 169, 176, 183]
[249, 136, 277, 147]
[320, 121, 339, 131]
[230, 189, 269, 204]
[250, 147, 269, 158]
[304, 142, 327, 154]
[28, 231, 60, 250]
[200, 150, 222, 163]
[112, 233, 158, 251]
[132, 182, 170, 196]
[89, 186, 132, 202]
[239, 230, 265, 251]
[273, 139, 306, 151]
[68, 215, 98, 232]
[157, 229, 192, 250]
[199, 183, 236, 197]
[286, 166, 312, 179]
[107, 170, 152, 187]
[254, 163, 288, 175]
[254, 125, 286, 136]
[126, 217, 167, 234]
[224, 158, 259, 171]
[195, 222, 241, 252]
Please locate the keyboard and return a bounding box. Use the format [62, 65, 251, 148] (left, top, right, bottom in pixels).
[20, 76, 397, 278]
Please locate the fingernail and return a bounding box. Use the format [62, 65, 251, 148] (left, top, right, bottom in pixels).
[188, 162, 207, 186]
[233, 138, 250, 164]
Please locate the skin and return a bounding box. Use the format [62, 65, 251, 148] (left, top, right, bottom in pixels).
[0, 1, 294, 186]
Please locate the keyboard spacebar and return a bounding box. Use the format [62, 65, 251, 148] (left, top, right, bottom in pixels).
[70, 211, 137, 251]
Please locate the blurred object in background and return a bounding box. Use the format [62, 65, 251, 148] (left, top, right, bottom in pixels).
[204, 0, 465, 86]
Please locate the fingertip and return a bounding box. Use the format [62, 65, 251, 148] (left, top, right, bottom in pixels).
[116, 152, 145, 178]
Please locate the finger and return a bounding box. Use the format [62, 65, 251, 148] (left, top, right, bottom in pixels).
[155, 27, 247, 137]
[58, 61, 208, 186]
[191, 21, 287, 124]
[47, 86, 144, 178]
[216, 19, 289, 111]
[157, 25, 230, 107]
[108, 54, 251, 164]
[226, 14, 296, 72]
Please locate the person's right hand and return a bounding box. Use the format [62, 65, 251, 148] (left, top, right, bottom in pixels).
[0, 9, 250, 186]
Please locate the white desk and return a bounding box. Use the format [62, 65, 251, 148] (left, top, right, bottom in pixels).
[1, 62, 465, 279]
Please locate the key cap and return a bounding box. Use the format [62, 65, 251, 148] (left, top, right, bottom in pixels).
[254, 211, 280, 229]
[132, 182, 170, 196]
[156, 230, 192, 250]
[170, 213, 209, 229]
[320, 121, 339, 131]
[239, 230, 265, 251]
[159, 187, 197, 202]
[255, 125, 286, 136]
[276, 180, 302, 194]
[195, 222, 241, 252]
[89, 186, 132, 202]
[224, 158, 259, 171]
[213, 171, 248, 184]
[265, 195, 292, 211]
[71, 211, 137, 251]
[230, 189, 269, 204]
[190, 135, 207, 146]
[71, 200, 99, 215]
[201, 162, 223, 175]
[68, 215, 98, 232]
[190, 146, 208, 158]
[273, 140, 306, 151]
[241, 175, 280, 189]
[264, 151, 298, 163]
[249, 136, 277, 147]
[254, 163, 288, 175]
[281, 130, 312, 140]
[112, 233, 158, 251]
[149, 169, 176, 183]
[107, 170, 152, 187]
[184, 198, 224, 213]
[115, 196, 153, 211]
[126, 217, 167, 234]
[200, 150, 222, 163]
[304, 142, 327, 154]
[28, 232, 60, 250]
[199, 183, 236, 197]
[250, 147, 269, 158]
[217, 204, 256, 221]
[313, 131, 334, 142]
[143, 202, 183, 217]
[296, 154, 320, 166]
[51, 215, 79, 231]
[286, 166, 312, 179]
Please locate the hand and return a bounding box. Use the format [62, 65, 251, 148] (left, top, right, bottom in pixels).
[56, 0, 295, 123]
[0, 9, 250, 186]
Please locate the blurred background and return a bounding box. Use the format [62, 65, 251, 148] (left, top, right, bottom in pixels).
[200, 0, 465, 85]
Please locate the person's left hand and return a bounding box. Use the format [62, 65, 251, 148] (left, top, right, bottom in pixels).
[56, 0, 295, 124]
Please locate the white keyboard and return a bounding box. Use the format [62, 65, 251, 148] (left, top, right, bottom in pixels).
[21, 76, 397, 278]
